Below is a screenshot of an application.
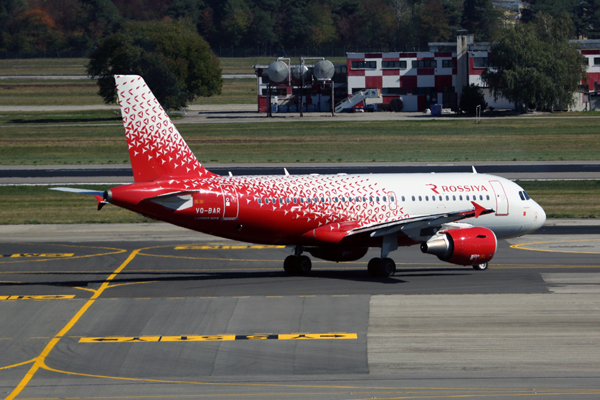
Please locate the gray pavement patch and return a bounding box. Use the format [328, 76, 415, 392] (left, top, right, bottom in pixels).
[368, 294, 600, 376]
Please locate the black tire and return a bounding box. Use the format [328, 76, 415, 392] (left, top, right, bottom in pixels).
[284, 255, 298, 275]
[473, 263, 489, 271]
[367, 258, 381, 277]
[379, 258, 396, 277]
[297, 255, 312, 275]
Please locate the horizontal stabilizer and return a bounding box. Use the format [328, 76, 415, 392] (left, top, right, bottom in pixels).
[50, 187, 108, 210]
[50, 187, 104, 196]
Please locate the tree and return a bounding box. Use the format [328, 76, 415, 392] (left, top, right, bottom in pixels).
[461, 0, 501, 41]
[482, 14, 587, 111]
[87, 18, 222, 110]
[459, 84, 487, 114]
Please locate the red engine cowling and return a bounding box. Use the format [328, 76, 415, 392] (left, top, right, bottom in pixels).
[307, 247, 368, 262]
[420, 227, 497, 266]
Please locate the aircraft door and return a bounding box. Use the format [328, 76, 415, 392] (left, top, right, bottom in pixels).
[489, 180, 509, 215]
[220, 182, 239, 220]
[387, 191, 398, 211]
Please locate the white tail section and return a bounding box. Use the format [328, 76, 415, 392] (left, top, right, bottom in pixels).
[115, 75, 215, 182]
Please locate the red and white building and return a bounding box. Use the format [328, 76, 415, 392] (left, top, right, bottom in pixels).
[254, 37, 600, 113]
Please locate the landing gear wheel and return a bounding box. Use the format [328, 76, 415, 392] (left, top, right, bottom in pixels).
[297, 255, 312, 275]
[367, 258, 381, 277]
[473, 263, 489, 271]
[284, 255, 298, 275]
[379, 257, 396, 277]
[283, 255, 312, 275]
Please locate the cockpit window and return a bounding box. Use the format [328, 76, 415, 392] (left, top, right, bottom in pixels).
[519, 191, 525, 201]
[524, 191, 531, 200]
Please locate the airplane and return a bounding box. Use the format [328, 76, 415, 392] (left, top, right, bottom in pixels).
[53, 75, 546, 277]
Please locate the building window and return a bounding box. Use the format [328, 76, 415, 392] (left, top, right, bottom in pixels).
[382, 60, 407, 69]
[583, 58, 590, 65]
[412, 87, 437, 95]
[382, 87, 408, 95]
[351, 61, 376, 69]
[594, 57, 600, 65]
[412, 60, 436, 68]
[473, 57, 490, 68]
[442, 59, 455, 68]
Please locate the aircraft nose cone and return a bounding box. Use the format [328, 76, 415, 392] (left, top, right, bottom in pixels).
[534, 202, 546, 231]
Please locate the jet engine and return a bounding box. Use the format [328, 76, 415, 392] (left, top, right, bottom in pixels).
[307, 247, 368, 262]
[420, 227, 497, 266]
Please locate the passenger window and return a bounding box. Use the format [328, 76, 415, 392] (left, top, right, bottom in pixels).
[265, 198, 270, 204]
[453, 195, 456, 201]
[402, 196, 406, 202]
[425, 196, 429, 201]
[272, 198, 277, 204]
[459, 195, 463, 201]
[486, 195, 490, 200]
[383, 196, 387, 202]
[341, 197, 345, 202]
[257, 198, 262, 204]
[300, 198, 304, 204]
[479, 195, 483, 201]
[466, 195, 470, 201]
[363, 196, 367, 202]
[419, 196, 422, 201]
[376, 196, 380, 202]
[293, 197, 297, 204]
[334, 197, 339, 202]
[412, 196, 415, 201]
[321, 197, 325, 203]
[306, 198, 311, 203]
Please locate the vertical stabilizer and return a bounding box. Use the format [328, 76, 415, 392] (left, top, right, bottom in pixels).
[115, 75, 216, 182]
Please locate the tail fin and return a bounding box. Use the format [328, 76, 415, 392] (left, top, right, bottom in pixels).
[115, 75, 216, 182]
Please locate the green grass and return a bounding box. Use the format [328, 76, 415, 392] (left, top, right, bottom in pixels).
[2, 113, 599, 165]
[518, 180, 600, 219]
[0, 181, 597, 224]
[190, 78, 256, 104]
[0, 78, 257, 106]
[0, 185, 153, 224]
[0, 79, 104, 105]
[0, 58, 88, 75]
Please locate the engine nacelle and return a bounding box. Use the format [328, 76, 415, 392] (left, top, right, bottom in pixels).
[420, 227, 497, 266]
[307, 247, 368, 262]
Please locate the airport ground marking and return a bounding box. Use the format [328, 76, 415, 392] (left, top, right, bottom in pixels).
[0, 359, 35, 371]
[0, 243, 127, 264]
[175, 244, 286, 250]
[4, 249, 141, 400]
[1, 253, 74, 258]
[78, 332, 357, 343]
[511, 239, 600, 255]
[0, 294, 76, 301]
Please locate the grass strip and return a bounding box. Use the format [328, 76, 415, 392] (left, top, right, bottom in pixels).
[1, 113, 600, 164]
[0, 181, 597, 225]
[0, 78, 256, 106]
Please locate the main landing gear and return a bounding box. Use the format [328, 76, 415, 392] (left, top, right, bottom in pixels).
[367, 257, 396, 277]
[284, 246, 312, 275]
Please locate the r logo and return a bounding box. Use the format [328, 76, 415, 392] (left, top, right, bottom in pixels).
[426, 184, 440, 194]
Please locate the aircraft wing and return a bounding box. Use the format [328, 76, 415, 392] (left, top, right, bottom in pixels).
[347, 201, 494, 240]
